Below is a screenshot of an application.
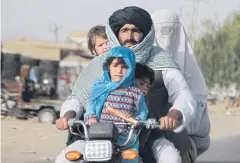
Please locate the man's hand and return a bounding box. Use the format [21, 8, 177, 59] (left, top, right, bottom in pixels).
[56, 117, 69, 130]
[56, 111, 76, 130]
[86, 118, 97, 125]
[159, 109, 182, 130]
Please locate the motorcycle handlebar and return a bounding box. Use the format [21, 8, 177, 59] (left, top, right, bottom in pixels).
[106, 107, 160, 149]
[68, 107, 160, 148]
[68, 119, 89, 140]
[68, 118, 75, 127]
[106, 106, 160, 129]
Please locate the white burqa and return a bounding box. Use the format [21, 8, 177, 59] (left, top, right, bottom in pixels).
[151, 9, 210, 145]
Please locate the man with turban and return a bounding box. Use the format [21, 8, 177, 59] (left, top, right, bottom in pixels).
[55, 6, 197, 163]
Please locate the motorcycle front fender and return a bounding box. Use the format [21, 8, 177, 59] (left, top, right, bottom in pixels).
[55, 140, 85, 163]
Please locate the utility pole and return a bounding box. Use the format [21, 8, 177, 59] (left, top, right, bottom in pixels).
[49, 23, 63, 42]
[188, 0, 208, 48]
[179, 7, 183, 20]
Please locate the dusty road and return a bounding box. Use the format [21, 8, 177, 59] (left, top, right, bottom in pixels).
[1, 113, 240, 163]
[197, 115, 240, 162]
[1, 117, 66, 163]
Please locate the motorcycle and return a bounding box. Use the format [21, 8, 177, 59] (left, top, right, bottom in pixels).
[61, 107, 160, 163]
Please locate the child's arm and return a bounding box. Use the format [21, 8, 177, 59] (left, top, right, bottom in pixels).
[135, 94, 148, 121]
[84, 101, 97, 124]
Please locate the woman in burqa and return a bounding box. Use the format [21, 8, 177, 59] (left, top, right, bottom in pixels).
[151, 9, 210, 156]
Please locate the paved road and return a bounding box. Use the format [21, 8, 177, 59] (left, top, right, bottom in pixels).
[197, 135, 240, 162]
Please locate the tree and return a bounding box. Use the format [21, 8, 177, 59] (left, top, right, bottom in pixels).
[194, 10, 240, 89]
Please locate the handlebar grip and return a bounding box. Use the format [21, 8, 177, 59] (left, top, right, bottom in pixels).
[68, 118, 75, 127]
[106, 106, 138, 126]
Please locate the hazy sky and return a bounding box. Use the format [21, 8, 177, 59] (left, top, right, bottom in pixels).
[1, 0, 240, 42]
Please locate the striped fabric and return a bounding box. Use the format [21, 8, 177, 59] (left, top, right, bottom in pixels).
[87, 86, 142, 135]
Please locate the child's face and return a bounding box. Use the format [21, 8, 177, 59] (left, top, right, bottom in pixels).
[109, 58, 128, 82]
[136, 77, 151, 95]
[93, 36, 109, 55]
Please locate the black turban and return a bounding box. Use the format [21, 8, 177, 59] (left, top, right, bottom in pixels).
[109, 6, 152, 38]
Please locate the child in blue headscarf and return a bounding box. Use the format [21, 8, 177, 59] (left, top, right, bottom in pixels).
[84, 46, 148, 163]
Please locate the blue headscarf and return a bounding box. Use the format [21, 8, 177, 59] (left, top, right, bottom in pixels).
[85, 46, 136, 120]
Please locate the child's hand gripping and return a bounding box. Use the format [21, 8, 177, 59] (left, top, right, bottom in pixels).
[86, 117, 97, 125]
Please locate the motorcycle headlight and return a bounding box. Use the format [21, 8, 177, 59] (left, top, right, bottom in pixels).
[84, 140, 112, 162]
